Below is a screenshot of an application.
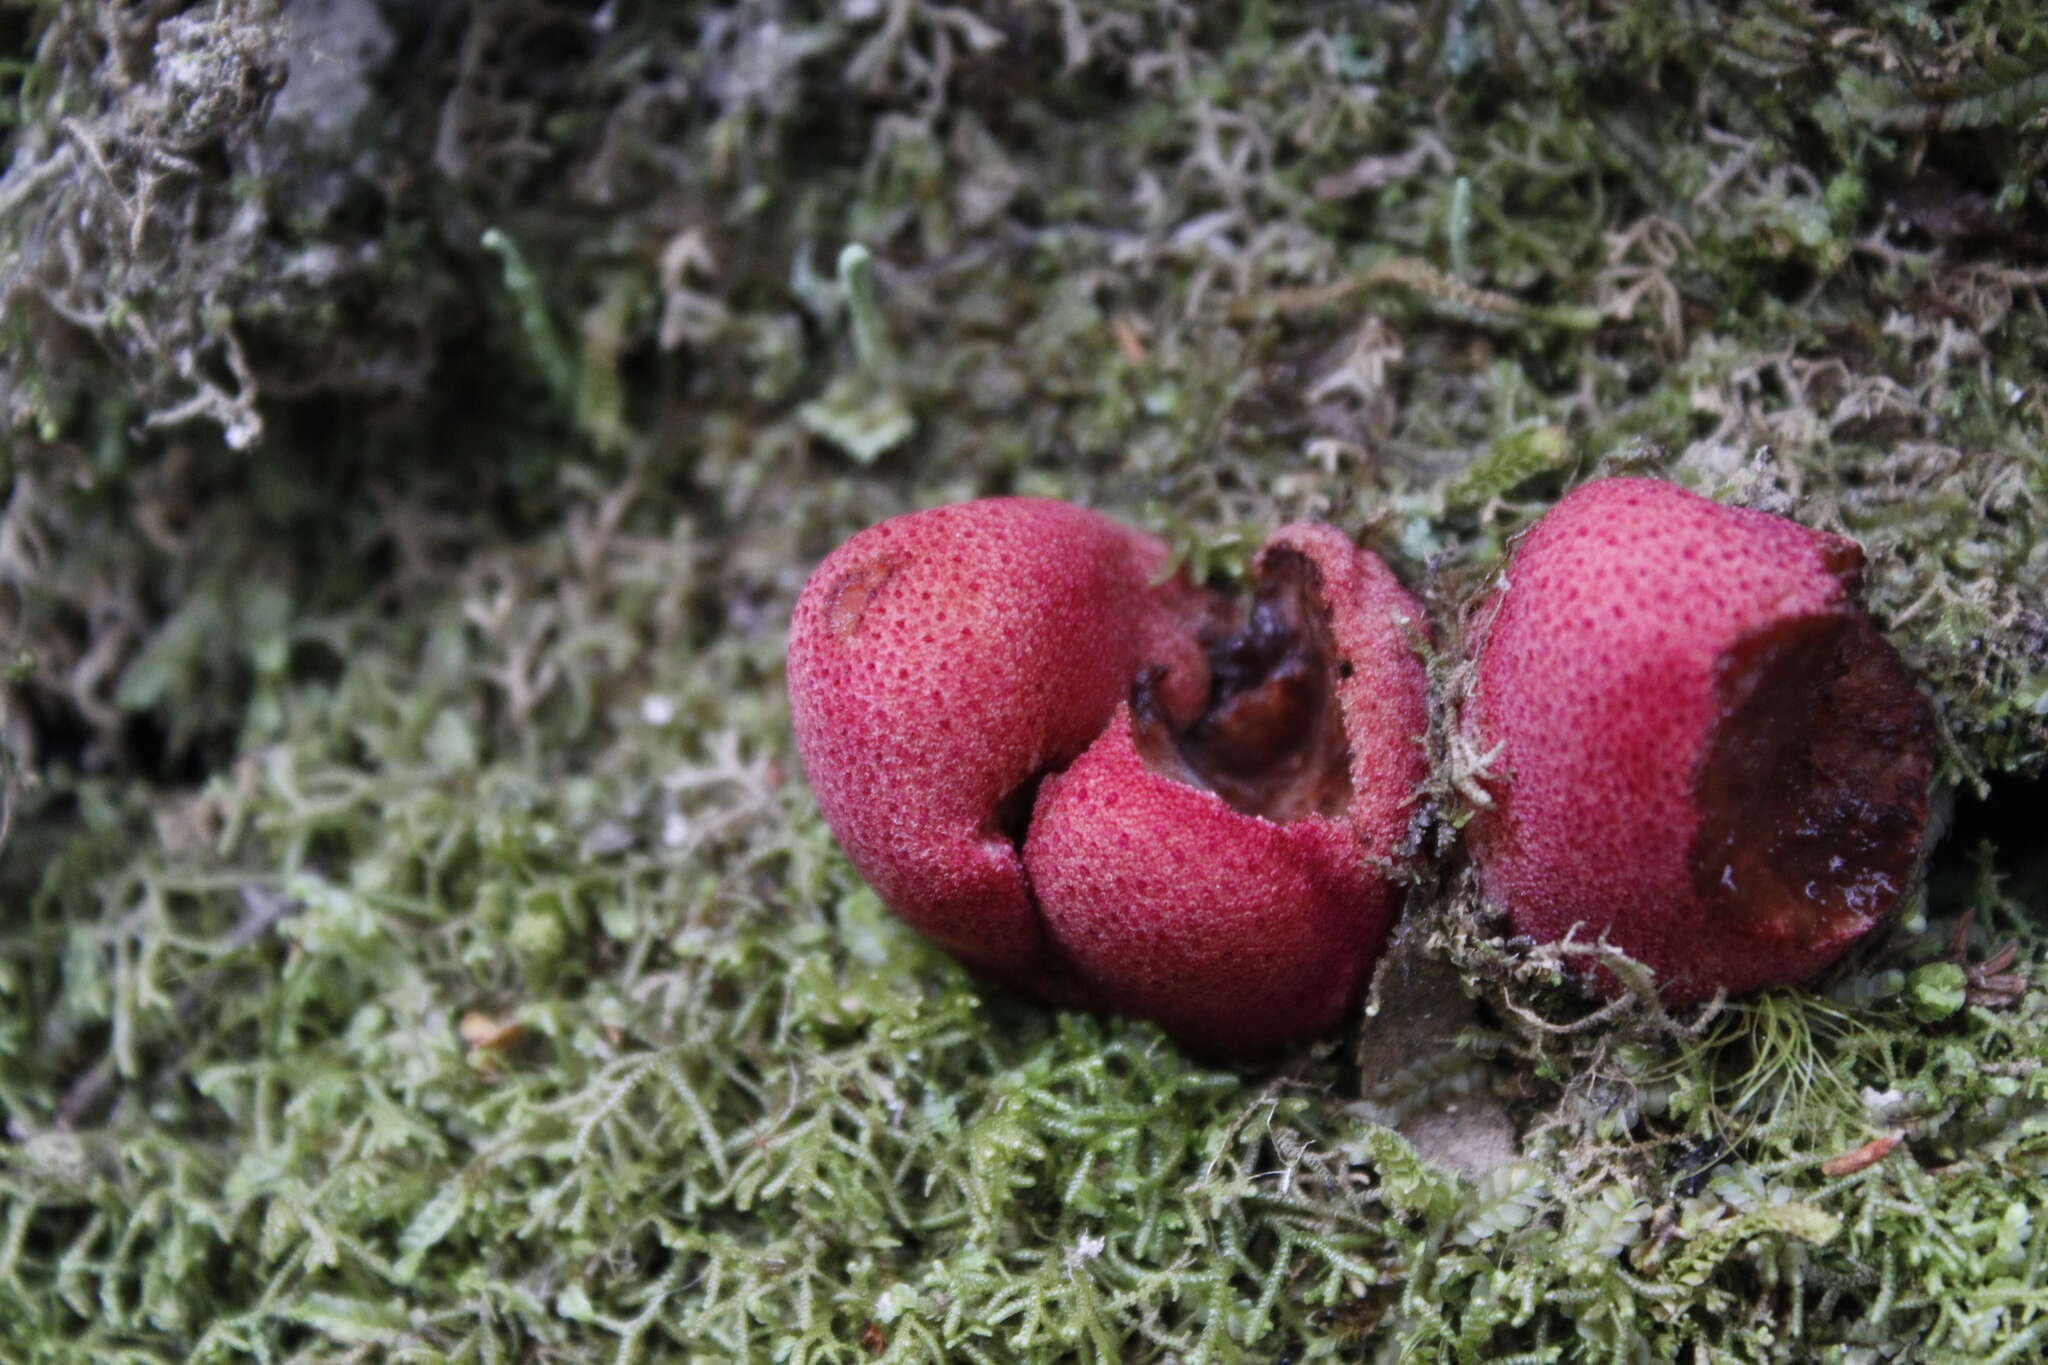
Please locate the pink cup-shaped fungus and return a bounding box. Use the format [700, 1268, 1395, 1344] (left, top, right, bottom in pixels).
[1461, 477, 1937, 1003]
[1024, 525, 1428, 1050]
[787, 500, 1430, 1048]
[786, 498, 1214, 997]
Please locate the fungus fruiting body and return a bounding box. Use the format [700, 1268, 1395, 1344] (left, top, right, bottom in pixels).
[1462, 477, 1937, 1003]
[785, 498, 1214, 996]
[787, 500, 1429, 1048]
[1024, 524, 1428, 1051]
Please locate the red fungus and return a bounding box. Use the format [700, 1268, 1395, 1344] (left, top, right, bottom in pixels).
[786, 499, 1213, 996]
[1024, 525, 1428, 1050]
[1461, 477, 1937, 1003]
[787, 501, 1429, 1048]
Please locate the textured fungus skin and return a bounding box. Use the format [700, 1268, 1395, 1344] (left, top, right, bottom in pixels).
[1020, 704, 1385, 1052]
[1262, 523, 1435, 870]
[786, 499, 1212, 995]
[788, 503, 1428, 1049]
[1025, 526, 1429, 1051]
[1462, 478, 1937, 1003]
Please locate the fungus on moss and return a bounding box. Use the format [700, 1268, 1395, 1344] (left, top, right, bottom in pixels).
[787, 501, 1428, 1048]
[1461, 477, 1939, 1003]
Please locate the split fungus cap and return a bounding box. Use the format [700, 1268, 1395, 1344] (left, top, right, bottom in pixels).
[1462, 477, 1938, 1003]
[787, 499, 1430, 1049]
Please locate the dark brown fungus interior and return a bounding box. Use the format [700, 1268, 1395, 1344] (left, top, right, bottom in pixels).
[1133, 549, 1354, 823]
[1691, 610, 1937, 945]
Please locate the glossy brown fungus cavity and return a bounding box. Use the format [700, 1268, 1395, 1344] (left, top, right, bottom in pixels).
[1132, 549, 1353, 823]
[1690, 610, 1938, 945]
